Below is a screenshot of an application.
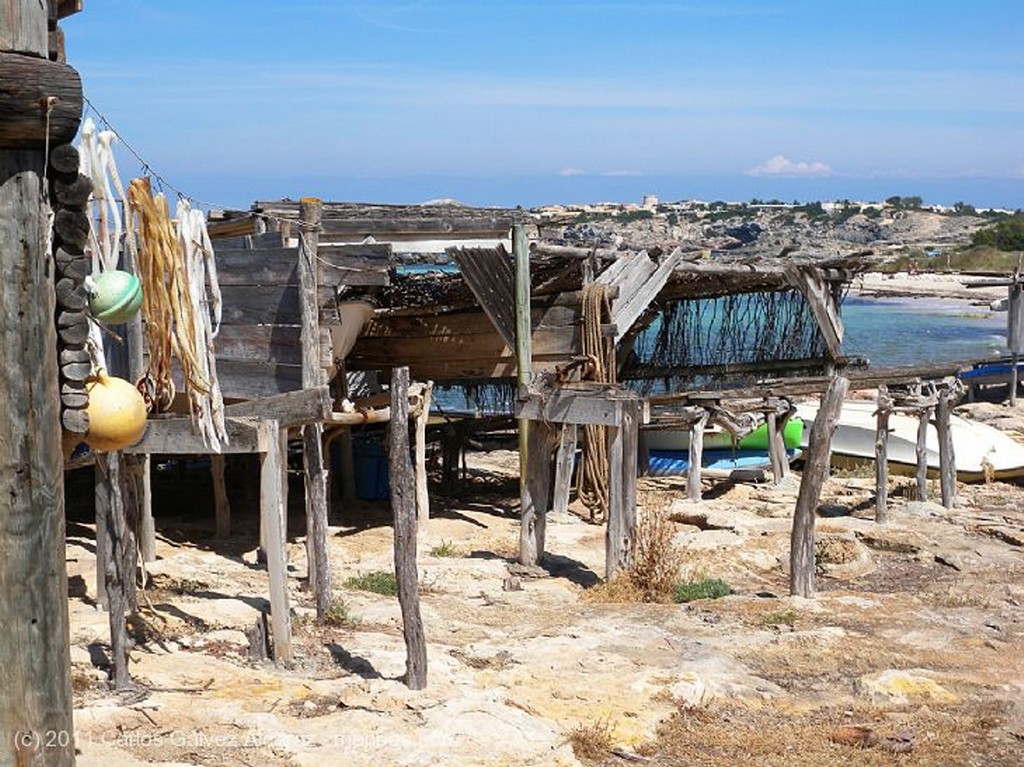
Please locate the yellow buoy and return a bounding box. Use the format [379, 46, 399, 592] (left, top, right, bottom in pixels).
[85, 371, 148, 451]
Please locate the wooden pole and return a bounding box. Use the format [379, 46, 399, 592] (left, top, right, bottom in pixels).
[521, 420, 556, 566]
[551, 423, 579, 515]
[1008, 280, 1022, 406]
[916, 405, 930, 502]
[212, 454, 231, 538]
[390, 367, 427, 689]
[513, 222, 539, 565]
[606, 401, 639, 580]
[687, 410, 709, 502]
[936, 387, 956, 509]
[259, 419, 292, 664]
[298, 197, 332, 622]
[334, 364, 357, 502]
[766, 409, 786, 485]
[414, 380, 433, 531]
[0, 4, 77, 761]
[874, 385, 892, 523]
[790, 375, 848, 598]
[95, 455, 133, 689]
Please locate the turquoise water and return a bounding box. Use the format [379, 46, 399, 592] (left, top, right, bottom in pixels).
[841, 295, 1007, 367]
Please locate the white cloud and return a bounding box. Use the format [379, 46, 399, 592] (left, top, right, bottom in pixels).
[559, 167, 587, 176]
[748, 155, 833, 177]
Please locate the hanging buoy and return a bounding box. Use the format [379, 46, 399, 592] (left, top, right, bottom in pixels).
[88, 270, 143, 324]
[85, 370, 148, 451]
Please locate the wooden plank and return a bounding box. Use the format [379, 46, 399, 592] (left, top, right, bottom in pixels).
[123, 416, 268, 455]
[259, 419, 292, 664]
[214, 324, 331, 368]
[516, 388, 636, 427]
[916, 407, 930, 502]
[608, 247, 687, 342]
[0, 145, 75, 764]
[390, 367, 428, 689]
[208, 360, 304, 400]
[223, 386, 333, 429]
[449, 245, 517, 348]
[786, 264, 844, 361]
[607, 401, 639, 580]
[211, 247, 299, 286]
[790, 375, 848, 598]
[218, 285, 336, 325]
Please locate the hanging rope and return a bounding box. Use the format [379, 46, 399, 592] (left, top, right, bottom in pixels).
[577, 282, 616, 522]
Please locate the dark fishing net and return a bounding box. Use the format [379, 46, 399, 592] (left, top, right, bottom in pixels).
[624, 289, 827, 393]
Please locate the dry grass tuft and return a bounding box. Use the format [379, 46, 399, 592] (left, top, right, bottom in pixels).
[626, 510, 687, 602]
[565, 717, 615, 761]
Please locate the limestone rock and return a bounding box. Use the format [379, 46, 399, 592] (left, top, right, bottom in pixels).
[855, 669, 957, 704]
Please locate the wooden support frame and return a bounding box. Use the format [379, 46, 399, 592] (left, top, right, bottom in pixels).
[874, 385, 892, 523]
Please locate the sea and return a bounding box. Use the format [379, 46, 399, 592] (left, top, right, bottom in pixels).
[841, 294, 1007, 368]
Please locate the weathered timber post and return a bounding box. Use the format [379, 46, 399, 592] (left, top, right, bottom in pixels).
[874, 385, 892, 523]
[686, 409, 709, 502]
[790, 375, 848, 598]
[1009, 276, 1023, 407]
[915, 403, 930, 502]
[936, 386, 956, 509]
[522, 419, 557, 566]
[298, 197, 332, 621]
[390, 367, 427, 689]
[552, 423, 579, 515]
[95, 455, 133, 689]
[513, 222, 541, 564]
[259, 418, 292, 664]
[766, 405, 790, 485]
[0, 2, 81, 763]
[212, 454, 231, 538]
[606, 401, 640, 580]
[414, 380, 433, 531]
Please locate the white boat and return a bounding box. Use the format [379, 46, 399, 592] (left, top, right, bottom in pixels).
[795, 399, 1024, 482]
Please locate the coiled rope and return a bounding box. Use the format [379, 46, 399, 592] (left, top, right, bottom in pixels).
[577, 282, 616, 522]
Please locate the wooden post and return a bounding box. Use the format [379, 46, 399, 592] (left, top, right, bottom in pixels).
[513, 222, 539, 565]
[916, 405, 930, 502]
[335, 365, 357, 502]
[766, 409, 787, 485]
[606, 402, 639, 580]
[687, 410, 709, 502]
[936, 387, 956, 509]
[552, 423, 579, 515]
[390, 367, 427, 689]
[95, 454, 133, 689]
[874, 386, 892, 523]
[1008, 280, 1022, 406]
[0, 6, 79, 759]
[259, 419, 292, 664]
[212, 454, 231, 538]
[298, 197, 332, 622]
[521, 420, 556, 566]
[790, 375, 849, 598]
[414, 380, 433, 530]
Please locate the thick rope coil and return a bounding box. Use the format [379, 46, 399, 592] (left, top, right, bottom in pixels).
[577, 282, 616, 523]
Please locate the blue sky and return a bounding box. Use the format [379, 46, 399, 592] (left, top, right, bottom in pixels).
[65, 1, 1024, 210]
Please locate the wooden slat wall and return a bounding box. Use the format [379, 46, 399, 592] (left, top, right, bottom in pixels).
[448, 245, 516, 348]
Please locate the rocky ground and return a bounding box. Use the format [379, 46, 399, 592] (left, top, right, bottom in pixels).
[64, 402, 1024, 766]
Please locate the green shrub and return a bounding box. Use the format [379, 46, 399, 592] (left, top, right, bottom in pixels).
[762, 609, 797, 628]
[343, 571, 398, 596]
[324, 598, 357, 627]
[672, 578, 733, 603]
[429, 540, 458, 558]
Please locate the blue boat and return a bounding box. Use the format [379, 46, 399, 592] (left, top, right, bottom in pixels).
[647, 448, 796, 478]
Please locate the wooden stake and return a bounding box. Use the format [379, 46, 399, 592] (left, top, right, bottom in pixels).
[936, 387, 956, 509]
[916, 406, 929, 502]
[552, 423, 579, 515]
[766, 409, 787, 485]
[521, 420, 556, 566]
[606, 401, 639, 580]
[790, 375, 848, 598]
[298, 198, 332, 623]
[96, 454, 133, 689]
[513, 222, 538, 565]
[259, 419, 292, 664]
[212, 454, 231, 538]
[414, 380, 433, 530]
[874, 386, 892, 523]
[687, 410, 709, 502]
[390, 367, 427, 689]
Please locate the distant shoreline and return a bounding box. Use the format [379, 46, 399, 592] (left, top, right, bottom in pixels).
[850, 272, 1005, 305]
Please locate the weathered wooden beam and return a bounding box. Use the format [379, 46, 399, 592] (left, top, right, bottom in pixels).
[520, 420, 556, 567]
[95, 453, 133, 689]
[785, 264, 844, 361]
[414, 381, 433, 530]
[0, 52, 82, 147]
[936, 388, 956, 509]
[514, 223, 537, 566]
[687, 410, 709, 502]
[516, 387, 642, 427]
[449, 244, 517, 348]
[0, 138, 74, 762]
[223, 386, 333, 429]
[390, 367, 427, 689]
[211, 454, 231, 539]
[875, 386, 892, 523]
[259, 419, 292, 664]
[551, 423, 579, 516]
[606, 401, 639, 580]
[123, 416, 269, 455]
[916, 406, 930, 502]
[790, 375, 849, 598]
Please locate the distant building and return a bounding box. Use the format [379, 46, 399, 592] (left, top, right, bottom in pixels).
[642, 194, 659, 209]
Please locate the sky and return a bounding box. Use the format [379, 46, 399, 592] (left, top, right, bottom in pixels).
[64, 1, 1024, 211]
